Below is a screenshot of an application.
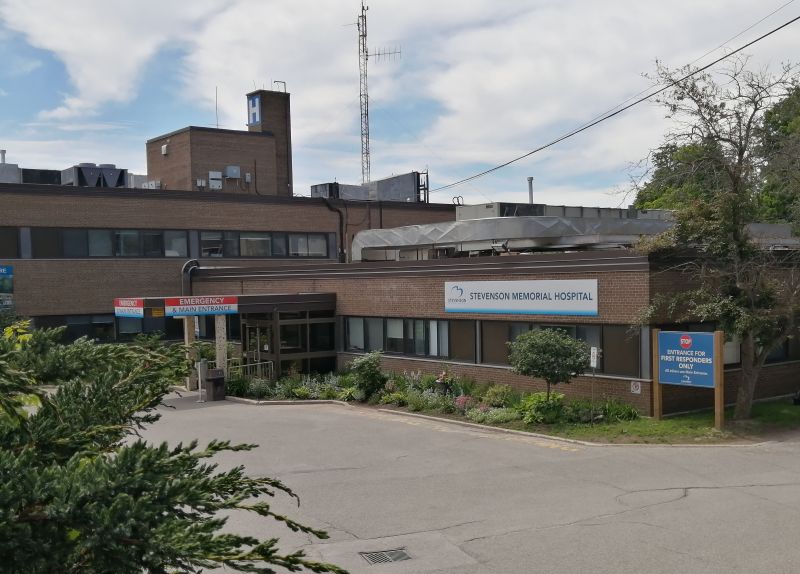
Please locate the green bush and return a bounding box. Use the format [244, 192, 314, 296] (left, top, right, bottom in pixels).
[466, 407, 521, 424]
[406, 389, 447, 412]
[600, 398, 640, 422]
[482, 384, 516, 407]
[248, 378, 272, 400]
[291, 386, 312, 400]
[348, 351, 386, 399]
[449, 375, 478, 397]
[564, 399, 599, 423]
[337, 386, 365, 402]
[317, 384, 339, 400]
[380, 391, 408, 406]
[225, 377, 249, 398]
[518, 392, 566, 424]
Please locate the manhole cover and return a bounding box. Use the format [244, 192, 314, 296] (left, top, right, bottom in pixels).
[359, 548, 412, 565]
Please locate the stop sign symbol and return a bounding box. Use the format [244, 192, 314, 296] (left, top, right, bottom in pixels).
[680, 334, 692, 349]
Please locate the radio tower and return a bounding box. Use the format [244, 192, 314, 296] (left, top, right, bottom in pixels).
[356, 2, 400, 184]
[357, 1, 370, 184]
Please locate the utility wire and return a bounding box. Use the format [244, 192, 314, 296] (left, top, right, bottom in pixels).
[430, 12, 800, 193]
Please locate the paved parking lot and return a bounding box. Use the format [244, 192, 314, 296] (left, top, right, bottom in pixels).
[144, 394, 800, 573]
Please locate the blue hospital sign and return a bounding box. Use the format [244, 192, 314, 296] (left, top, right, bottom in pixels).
[658, 331, 716, 388]
[0, 265, 12, 308]
[247, 95, 261, 125]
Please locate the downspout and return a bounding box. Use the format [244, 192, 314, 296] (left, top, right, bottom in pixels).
[181, 259, 200, 296]
[323, 198, 347, 262]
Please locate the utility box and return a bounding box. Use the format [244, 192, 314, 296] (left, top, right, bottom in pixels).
[204, 368, 226, 401]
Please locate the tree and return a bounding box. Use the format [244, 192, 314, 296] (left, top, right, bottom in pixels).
[507, 328, 590, 400]
[760, 86, 800, 222]
[0, 322, 347, 574]
[637, 56, 800, 420]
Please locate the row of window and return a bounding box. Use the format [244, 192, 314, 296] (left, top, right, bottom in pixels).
[0, 227, 331, 259]
[32, 228, 189, 258]
[345, 317, 643, 378]
[200, 231, 328, 258]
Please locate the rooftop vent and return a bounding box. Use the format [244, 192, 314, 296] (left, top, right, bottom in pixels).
[359, 548, 412, 565]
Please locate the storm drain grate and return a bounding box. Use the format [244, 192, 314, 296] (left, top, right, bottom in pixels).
[359, 548, 412, 565]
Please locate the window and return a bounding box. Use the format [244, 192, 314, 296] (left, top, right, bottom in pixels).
[404, 319, 426, 356]
[509, 323, 530, 343]
[31, 228, 61, 258]
[88, 230, 113, 256]
[365, 318, 384, 351]
[450, 320, 476, 363]
[200, 232, 224, 257]
[272, 233, 288, 256]
[386, 319, 404, 353]
[63, 229, 88, 257]
[163, 230, 188, 257]
[310, 322, 335, 352]
[240, 232, 271, 257]
[141, 230, 163, 257]
[223, 232, 240, 257]
[289, 233, 309, 256]
[428, 320, 449, 358]
[345, 317, 364, 351]
[117, 317, 142, 335]
[308, 234, 328, 257]
[602, 325, 640, 377]
[0, 228, 18, 258]
[115, 230, 141, 256]
[481, 321, 510, 365]
[281, 324, 307, 352]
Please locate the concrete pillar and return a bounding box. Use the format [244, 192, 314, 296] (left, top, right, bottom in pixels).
[183, 316, 198, 390]
[215, 314, 228, 378]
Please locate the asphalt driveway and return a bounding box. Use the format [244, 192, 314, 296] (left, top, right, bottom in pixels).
[144, 394, 800, 573]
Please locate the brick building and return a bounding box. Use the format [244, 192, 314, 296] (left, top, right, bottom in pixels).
[0, 183, 454, 339]
[146, 90, 292, 195]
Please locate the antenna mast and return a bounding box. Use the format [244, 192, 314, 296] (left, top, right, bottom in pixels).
[357, 1, 370, 184]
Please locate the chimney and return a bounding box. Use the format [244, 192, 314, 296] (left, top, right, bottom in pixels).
[527, 177, 534, 204]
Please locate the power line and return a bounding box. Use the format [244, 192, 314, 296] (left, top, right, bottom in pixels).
[431, 12, 800, 193]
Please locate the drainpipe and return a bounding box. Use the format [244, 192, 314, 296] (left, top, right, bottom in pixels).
[323, 198, 347, 262]
[181, 259, 200, 296]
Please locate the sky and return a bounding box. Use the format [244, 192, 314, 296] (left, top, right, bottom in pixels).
[0, 0, 798, 207]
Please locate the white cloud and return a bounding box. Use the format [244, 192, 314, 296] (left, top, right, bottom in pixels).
[1, 0, 798, 203]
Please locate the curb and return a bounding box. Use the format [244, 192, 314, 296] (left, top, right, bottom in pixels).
[208, 396, 774, 448]
[374, 408, 772, 448]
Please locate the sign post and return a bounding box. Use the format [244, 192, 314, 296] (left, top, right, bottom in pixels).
[654, 329, 724, 429]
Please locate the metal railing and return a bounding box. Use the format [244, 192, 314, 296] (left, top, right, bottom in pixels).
[209, 358, 274, 382]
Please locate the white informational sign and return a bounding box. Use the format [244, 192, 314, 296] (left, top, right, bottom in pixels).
[444, 280, 598, 316]
[113, 298, 144, 318]
[165, 296, 239, 317]
[590, 347, 598, 368]
[630, 381, 642, 395]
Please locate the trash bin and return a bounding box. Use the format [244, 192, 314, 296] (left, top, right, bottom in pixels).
[204, 368, 226, 401]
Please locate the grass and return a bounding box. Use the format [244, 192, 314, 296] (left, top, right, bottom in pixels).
[378, 397, 800, 444]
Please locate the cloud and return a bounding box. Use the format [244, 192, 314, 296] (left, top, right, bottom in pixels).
[0, 87, 7, 96]
[0, 0, 226, 119]
[1, 0, 798, 204]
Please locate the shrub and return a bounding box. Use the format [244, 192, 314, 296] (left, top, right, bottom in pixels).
[225, 377, 249, 398]
[348, 351, 386, 399]
[454, 395, 475, 413]
[337, 386, 365, 402]
[291, 386, 312, 400]
[600, 398, 640, 422]
[466, 407, 521, 424]
[508, 329, 590, 399]
[406, 389, 446, 412]
[449, 375, 477, 397]
[379, 391, 408, 406]
[518, 392, 566, 424]
[564, 399, 599, 423]
[317, 384, 339, 400]
[273, 377, 303, 399]
[482, 384, 516, 408]
[248, 378, 272, 400]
